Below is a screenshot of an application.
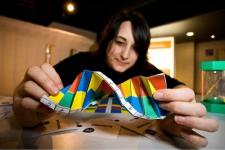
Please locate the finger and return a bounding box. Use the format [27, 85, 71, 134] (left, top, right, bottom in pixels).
[22, 80, 48, 100]
[26, 66, 59, 95]
[159, 102, 206, 117]
[153, 88, 195, 102]
[41, 63, 63, 89]
[175, 115, 219, 132]
[20, 97, 54, 114]
[180, 129, 208, 148]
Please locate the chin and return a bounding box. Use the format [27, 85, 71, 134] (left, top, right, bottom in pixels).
[113, 66, 127, 73]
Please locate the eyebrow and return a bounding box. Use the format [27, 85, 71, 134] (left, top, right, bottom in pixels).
[115, 36, 126, 41]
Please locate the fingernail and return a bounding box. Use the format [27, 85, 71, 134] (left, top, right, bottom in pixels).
[58, 83, 64, 89]
[52, 87, 59, 95]
[154, 92, 164, 99]
[175, 116, 185, 123]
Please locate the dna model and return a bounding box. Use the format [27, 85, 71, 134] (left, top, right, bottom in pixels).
[40, 70, 168, 119]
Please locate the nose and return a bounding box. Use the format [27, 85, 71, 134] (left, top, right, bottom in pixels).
[121, 46, 130, 60]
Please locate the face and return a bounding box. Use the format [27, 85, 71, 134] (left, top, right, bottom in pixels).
[106, 21, 138, 73]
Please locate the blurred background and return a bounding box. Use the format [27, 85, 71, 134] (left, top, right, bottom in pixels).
[0, 0, 225, 96]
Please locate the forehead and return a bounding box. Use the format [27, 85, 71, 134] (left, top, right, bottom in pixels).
[116, 21, 134, 42]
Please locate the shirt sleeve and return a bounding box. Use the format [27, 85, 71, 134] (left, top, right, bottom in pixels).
[165, 74, 185, 88]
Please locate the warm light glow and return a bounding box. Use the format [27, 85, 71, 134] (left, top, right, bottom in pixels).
[211, 35, 215, 39]
[186, 32, 194, 37]
[66, 3, 75, 12]
[64, 1, 77, 15]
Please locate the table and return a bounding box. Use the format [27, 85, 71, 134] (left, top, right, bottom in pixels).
[0, 96, 224, 149]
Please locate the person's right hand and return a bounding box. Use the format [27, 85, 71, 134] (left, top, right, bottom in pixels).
[13, 63, 63, 127]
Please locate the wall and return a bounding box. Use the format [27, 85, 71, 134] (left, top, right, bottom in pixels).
[148, 37, 175, 77]
[195, 40, 225, 94]
[175, 42, 195, 89]
[0, 16, 96, 96]
[174, 40, 225, 94]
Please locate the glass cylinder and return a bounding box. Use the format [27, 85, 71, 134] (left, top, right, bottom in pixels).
[201, 61, 225, 114]
[201, 61, 225, 103]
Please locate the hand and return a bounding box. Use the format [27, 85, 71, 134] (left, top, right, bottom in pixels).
[154, 87, 219, 148]
[13, 63, 63, 127]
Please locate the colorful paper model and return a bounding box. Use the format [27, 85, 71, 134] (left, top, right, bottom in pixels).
[41, 70, 168, 119]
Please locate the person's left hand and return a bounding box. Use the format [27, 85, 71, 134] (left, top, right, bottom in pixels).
[153, 87, 219, 148]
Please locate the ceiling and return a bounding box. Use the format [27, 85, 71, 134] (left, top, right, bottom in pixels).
[0, 0, 225, 43]
[150, 9, 225, 43]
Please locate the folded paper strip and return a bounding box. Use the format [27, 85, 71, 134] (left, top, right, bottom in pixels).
[41, 70, 168, 119]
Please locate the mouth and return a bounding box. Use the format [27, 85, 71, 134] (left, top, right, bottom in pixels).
[115, 58, 129, 66]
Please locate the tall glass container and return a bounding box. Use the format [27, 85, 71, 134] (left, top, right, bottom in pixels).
[201, 61, 225, 113]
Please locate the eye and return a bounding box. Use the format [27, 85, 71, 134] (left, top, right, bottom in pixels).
[115, 40, 124, 45]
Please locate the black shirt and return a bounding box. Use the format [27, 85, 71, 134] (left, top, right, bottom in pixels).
[54, 52, 183, 88]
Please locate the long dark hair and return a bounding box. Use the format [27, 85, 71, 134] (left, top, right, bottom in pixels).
[97, 10, 151, 65]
